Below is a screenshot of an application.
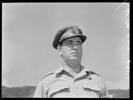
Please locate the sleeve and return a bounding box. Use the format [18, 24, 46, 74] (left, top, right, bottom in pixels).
[33, 80, 46, 98]
[100, 83, 109, 98]
[97, 77, 111, 98]
[101, 86, 113, 98]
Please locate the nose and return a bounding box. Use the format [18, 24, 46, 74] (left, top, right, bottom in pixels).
[73, 43, 78, 49]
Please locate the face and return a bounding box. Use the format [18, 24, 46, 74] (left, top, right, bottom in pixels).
[58, 36, 83, 63]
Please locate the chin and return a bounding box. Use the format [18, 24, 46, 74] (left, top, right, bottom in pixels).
[70, 57, 80, 62]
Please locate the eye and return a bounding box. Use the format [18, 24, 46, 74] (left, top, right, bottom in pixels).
[65, 40, 73, 45]
[77, 41, 82, 45]
[68, 42, 73, 45]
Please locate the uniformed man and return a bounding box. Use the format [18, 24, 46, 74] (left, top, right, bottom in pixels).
[33, 25, 109, 98]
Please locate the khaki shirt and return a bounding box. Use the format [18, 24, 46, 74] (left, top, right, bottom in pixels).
[34, 66, 108, 98]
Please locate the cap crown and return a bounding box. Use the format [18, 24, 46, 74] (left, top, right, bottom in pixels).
[53, 25, 86, 49]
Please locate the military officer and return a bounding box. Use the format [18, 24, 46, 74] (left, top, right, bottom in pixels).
[33, 25, 109, 98]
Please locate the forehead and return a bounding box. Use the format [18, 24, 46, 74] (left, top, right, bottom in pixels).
[64, 36, 82, 42]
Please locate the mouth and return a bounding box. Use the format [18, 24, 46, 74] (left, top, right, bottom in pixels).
[71, 52, 79, 57]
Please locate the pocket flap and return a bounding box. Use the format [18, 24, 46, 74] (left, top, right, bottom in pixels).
[48, 83, 69, 97]
[82, 81, 101, 92]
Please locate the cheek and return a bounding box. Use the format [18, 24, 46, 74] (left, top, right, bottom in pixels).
[62, 47, 71, 56]
[78, 46, 82, 55]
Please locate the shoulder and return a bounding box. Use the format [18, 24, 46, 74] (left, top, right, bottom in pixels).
[41, 72, 55, 80]
[86, 70, 102, 81]
[83, 66, 100, 76]
[38, 72, 56, 87]
[89, 71, 100, 76]
[84, 67, 100, 77]
[88, 71, 105, 86]
[85, 69, 107, 91]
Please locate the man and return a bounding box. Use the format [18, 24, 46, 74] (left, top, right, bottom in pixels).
[33, 25, 109, 98]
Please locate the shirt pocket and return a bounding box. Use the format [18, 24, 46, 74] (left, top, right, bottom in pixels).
[82, 81, 102, 97]
[48, 82, 69, 98]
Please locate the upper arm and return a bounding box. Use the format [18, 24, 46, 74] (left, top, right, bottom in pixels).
[101, 84, 109, 98]
[33, 72, 54, 98]
[98, 78, 109, 98]
[33, 80, 46, 98]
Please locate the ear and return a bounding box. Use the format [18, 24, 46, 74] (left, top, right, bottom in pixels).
[57, 45, 62, 56]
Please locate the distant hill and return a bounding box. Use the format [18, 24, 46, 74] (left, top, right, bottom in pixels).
[108, 89, 129, 98]
[2, 86, 36, 98]
[2, 86, 129, 98]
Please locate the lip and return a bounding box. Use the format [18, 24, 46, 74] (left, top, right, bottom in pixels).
[71, 52, 78, 56]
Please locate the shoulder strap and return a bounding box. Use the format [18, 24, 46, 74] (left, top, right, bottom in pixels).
[41, 72, 54, 80]
[86, 70, 100, 76]
[89, 71, 100, 76]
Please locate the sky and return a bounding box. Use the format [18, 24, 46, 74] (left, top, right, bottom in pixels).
[2, 3, 129, 89]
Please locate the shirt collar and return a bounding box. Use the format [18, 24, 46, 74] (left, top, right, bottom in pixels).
[54, 65, 90, 78]
[54, 66, 64, 74]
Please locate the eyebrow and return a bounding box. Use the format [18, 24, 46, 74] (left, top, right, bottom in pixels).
[66, 40, 73, 42]
[77, 40, 82, 42]
[65, 40, 82, 42]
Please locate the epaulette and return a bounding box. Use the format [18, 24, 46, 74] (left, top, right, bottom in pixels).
[41, 72, 54, 80]
[89, 71, 100, 76]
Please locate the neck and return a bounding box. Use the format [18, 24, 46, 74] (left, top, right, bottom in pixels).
[61, 58, 82, 74]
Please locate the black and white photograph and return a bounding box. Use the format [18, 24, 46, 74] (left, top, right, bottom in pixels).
[2, 3, 129, 98]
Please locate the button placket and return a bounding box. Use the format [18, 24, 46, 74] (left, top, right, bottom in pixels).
[70, 79, 82, 96]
